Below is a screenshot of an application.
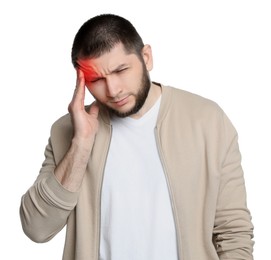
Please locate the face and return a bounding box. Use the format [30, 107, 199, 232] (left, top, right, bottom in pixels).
[77, 43, 153, 118]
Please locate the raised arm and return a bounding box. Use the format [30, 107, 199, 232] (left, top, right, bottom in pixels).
[20, 70, 99, 242]
[54, 69, 99, 192]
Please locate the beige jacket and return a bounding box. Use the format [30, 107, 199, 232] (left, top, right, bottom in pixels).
[20, 85, 254, 259]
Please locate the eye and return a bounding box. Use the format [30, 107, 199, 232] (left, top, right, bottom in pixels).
[88, 77, 104, 83]
[116, 68, 128, 73]
[90, 78, 100, 83]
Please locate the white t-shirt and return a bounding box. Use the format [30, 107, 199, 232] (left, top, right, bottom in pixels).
[99, 98, 178, 260]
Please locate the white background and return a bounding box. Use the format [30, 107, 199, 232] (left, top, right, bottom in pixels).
[0, 0, 270, 259]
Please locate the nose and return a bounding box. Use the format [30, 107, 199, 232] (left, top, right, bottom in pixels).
[105, 76, 122, 98]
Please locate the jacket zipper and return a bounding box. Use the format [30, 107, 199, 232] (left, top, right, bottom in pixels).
[154, 126, 182, 260]
[95, 125, 112, 260]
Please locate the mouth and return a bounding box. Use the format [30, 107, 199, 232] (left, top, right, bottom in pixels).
[111, 96, 130, 107]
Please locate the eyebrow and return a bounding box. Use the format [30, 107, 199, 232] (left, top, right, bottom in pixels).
[90, 64, 128, 82]
[79, 62, 129, 82]
[106, 63, 129, 75]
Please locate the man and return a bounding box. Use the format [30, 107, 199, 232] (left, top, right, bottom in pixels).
[20, 14, 254, 259]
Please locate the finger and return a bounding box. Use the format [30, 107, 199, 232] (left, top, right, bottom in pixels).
[76, 68, 85, 88]
[69, 69, 86, 112]
[74, 69, 86, 102]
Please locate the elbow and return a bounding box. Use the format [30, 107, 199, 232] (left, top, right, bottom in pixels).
[19, 204, 53, 243]
[22, 226, 52, 243]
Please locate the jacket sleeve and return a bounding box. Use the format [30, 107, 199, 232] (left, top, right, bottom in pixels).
[19, 138, 79, 243]
[213, 113, 254, 259]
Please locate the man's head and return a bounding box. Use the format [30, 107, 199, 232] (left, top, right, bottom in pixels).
[71, 14, 153, 118]
[71, 14, 144, 67]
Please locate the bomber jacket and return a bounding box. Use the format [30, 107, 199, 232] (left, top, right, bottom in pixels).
[20, 84, 254, 260]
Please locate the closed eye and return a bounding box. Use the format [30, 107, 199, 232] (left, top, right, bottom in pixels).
[116, 68, 128, 74]
[90, 77, 104, 83]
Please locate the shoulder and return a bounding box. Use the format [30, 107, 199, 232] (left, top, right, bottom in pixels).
[161, 85, 224, 120]
[159, 85, 237, 144]
[166, 85, 220, 109]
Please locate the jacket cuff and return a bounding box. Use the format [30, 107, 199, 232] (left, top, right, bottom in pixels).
[42, 174, 79, 210]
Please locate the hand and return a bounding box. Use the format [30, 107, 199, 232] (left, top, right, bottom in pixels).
[68, 69, 99, 143]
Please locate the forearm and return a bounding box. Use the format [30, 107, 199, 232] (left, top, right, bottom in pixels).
[54, 137, 93, 192]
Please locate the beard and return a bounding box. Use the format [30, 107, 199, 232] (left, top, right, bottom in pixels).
[98, 65, 151, 118]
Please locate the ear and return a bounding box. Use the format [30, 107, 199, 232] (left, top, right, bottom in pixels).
[141, 44, 153, 71]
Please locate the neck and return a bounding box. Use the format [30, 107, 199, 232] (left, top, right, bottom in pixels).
[130, 82, 161, 119]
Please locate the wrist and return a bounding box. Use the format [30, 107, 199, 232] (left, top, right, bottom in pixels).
[71, 135, 95, 149]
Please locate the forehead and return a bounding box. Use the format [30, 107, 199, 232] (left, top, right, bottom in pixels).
[78, 43, 137, 73]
